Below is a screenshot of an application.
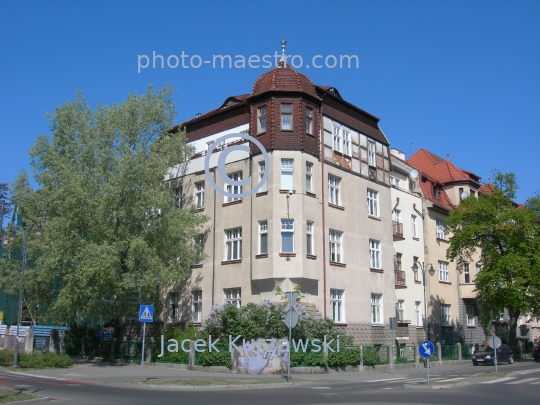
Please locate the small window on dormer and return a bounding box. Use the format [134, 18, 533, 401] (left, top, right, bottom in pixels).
[433, 186, 441, 199]
[281, 104, 292, 130]
[257, 106, 267, 134]
[305, 107, 313, 134]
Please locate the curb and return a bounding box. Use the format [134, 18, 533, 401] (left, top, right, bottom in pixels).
[403, 381, 472, 390]
[102, 380, 312, 391]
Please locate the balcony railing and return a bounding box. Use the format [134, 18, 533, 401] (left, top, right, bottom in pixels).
[395, 270, 406, 287]
[392, 221, 403, 239]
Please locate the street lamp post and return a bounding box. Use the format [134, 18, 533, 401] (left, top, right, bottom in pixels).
[412, 260, 435, 340]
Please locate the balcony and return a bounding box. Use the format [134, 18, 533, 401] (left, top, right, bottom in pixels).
[395, 270, 406, 288]
[392, 221, 404, 240]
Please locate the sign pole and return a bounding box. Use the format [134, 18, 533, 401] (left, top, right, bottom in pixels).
[494, 343, 497, 373]
[419, 340, 434, 386]
[427, 356, 430, 385]
[287, 310, 292, 381]
[141, 322, 146, 382]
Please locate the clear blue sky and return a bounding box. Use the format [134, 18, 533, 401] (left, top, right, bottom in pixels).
[1, 0, 539, 226]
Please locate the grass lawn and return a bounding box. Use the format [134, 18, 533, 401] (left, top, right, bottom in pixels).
[140, 379, 287, 386]
[0, 388, 38, 404]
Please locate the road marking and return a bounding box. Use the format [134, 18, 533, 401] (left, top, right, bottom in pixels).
[518, 369, 540, 375]
[364, 377, 406, 382]
[530, 381, 540, 385]
[310, 387, 331, 389]
[481, 377, 517, 384]
[506, 377, 539, 384]
[437, 377, 465, 382]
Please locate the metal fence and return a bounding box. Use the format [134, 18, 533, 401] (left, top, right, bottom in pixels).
[440, 344, 458, 361]
[462, 344, 475, 360]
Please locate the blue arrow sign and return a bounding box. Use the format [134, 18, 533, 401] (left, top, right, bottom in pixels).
[419, 340, 435, 359]
[139, 305, 154, 323]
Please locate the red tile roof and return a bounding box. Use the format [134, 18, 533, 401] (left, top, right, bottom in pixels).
[407, 148, 481, 184]
[251, 65, 319, 99]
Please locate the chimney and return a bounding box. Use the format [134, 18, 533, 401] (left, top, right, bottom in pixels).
[196, 113, 201, 118]
[446, 154, 450, 161]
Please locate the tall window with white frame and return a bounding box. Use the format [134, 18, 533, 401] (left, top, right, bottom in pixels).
[438, 261, 449, 282]
[258, 221, 268, 255]
[369, 239, 381, 269]
[305, 107, 313, 134]
[393, 209, 401, 224]
[281, 219, 294, 253]
[305, 162, 313, 193]
[192, 291, 202, 323]
[174, 187, 183, 208]
[225, 172, 243, 203]
[306, 221, 314, 256]
[195, 181, 205, 208]
[368, 140, 376, 166]
[328, 174, 341, 205]
[371, 294, 382, 324]
[464, 264, 470, 283]
[169, 292, 179, 322]
[413, 256, 419, 282]
[466, 304, 475, 326]
[333, 125, 341, 152]
[415, 301, 422, 326]
[281, 104, 292, 130]
[225, 228, 242, 261]
[441, 304, 451, 326]
[411, 215, 418, 238]
[224, 288, 241, 308]
[329, 230, 342, 263]
[397, 300, 405, 321]
[475, 263, 481, 275]
[192, 234, 204, 265]
[330, 289, 345, 323]
[342, 129, 350, 155]
[281, 159, 294, 190]
[257, 106, 266, 134]
[367, 189, 379, 216]
[436, 219, 447, 240]
[258, 161, 267, 192]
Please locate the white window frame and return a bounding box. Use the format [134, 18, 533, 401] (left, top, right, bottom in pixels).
[305, 107, 313, 134]
[224, 288, 241, 308]
[466, 304, 475, 326]
[476, 263, 481, 274]
[258, 220, 268, 255]
[441, 304, 451, 326]
[331, 124, 351, 155]
[411, 215, 418, 238]
[174, 187, 183, 209]
[329, 230, 342, 263]
[225, 172, 243, 203]
[281, 219, 294, 253]
[281, 159, 294, 190]
[333, 125, 342, 152]
[397, 300, 405, 321]
[371, 293, 383, 324]
[393, 209, 401, 223]
[192, 234, 204, 265]
[257, 106, 266, 134]
[225, 227, 242, 261]
[306, 221, 314, 256]
[464, 264, 470, 283]
[328, 174, 341, 206]
[194, 181, 205, 208]
[330, 289, 345, 323]
[368, 140, 376, 166]
[367, 188, 379, 216]
[436, 219, 447, 240]
[281, 104, 292, 130]
[306, 162, 313, 193]
[369, 239, 381, 269]
[169, 292, 179, 323]
[342, 129, 350, 155]
[390, 175, 401, 188]
[258, 161, 267, 192]
[192, 290, 202, 323]
[415, 301, 422, 326]
[438, 261, 449, 282]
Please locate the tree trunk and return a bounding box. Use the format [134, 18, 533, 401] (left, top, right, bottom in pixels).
[508, 309, 520, 353]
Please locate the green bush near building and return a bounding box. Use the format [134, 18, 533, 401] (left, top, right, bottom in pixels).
[0, 350, 72, 368]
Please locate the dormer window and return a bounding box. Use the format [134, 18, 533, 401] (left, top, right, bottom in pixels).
[281, 104, 292, 130]
[305, 107, 313, 134]
[257, 106, 266, 134]
[433, 186, 441, 199]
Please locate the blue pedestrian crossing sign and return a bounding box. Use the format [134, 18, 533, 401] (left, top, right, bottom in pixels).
[419, 340, 435, 358]
[139, 305, 154, 323]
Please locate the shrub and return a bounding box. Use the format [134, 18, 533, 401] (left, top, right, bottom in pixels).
[152, 324, 198, 363]
[196, 344, 231, 368]
[362, 348, 381, 367]
[0, 350, 13, 366]
[0, 350, 71, 369]
[394, 356, 410, 364]
[328, 346, 360, 367]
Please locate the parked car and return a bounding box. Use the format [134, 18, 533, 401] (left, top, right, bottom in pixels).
[533, 345, 540, 362]
[472, 344, 514, 366]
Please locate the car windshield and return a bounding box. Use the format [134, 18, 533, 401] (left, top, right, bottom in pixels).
[479, 345, 494, 352]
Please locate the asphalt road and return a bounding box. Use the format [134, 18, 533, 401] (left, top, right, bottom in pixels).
[0, 361, 539, 405]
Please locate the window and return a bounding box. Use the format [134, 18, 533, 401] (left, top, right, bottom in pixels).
[192, 291, 202, 323]
[390, 175, 401, 188]
[371, 294, 382, 324]
[281, 159, 294, 190]
[415, 301, 422, 326]
[459, 187, 465, 200]
[368, 141, 376, 166]
[411, 215, 418, 238]
[306, 221, 314, 255]
[367, 189, 379, 216]
[257, 106, 266, 134]
[305, 107, 313, 134]
[281, 219, 294, 253]
[413, 256, 419, 282]
[281, 104, 292, 130]
[342, 129, 350, 155]
[174, 187, 183, 208]
[466, 304, 475, 326]
[195, 181, 205, 208]
[433, 186, 441, 199]
[438, 261, 449, 282]
[369, 239, 381, 269]
[333, 125, 341, 152]
[397, 300, 405, 321]
[395, 253, 402, 271]
[225, 228, 242, 261]
[329, 230, 342, 263]
[328, 174, 341, 205]
[225, 288, 241, 308]
[225, 172, 243, 203]
[169, 292, 179, 322]
[332, 124, 350, 155]
[436, 219, 447, 240]
[258, 162, 267, 192]
[330, 289, 345, 323]
[259, 221, 268, 254]
[476, 263, 481, 274]
[393, 209, 401, 223]
[470, 190, 476, 198]
[441, 304, 451, 326]
[192, 234, 204, 265]
[306, 162, 313, 193]
[464, 264, 470, 283]
[206, 140, 214, 150]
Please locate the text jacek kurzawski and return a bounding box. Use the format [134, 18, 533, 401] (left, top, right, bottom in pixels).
[157, 335, 341, 357]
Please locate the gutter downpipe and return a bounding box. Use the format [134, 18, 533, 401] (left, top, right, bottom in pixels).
[319, 103, 327, 318]
[212, 167, 217, 306]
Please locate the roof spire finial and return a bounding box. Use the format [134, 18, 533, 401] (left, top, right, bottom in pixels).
[280, 39, 287, 68]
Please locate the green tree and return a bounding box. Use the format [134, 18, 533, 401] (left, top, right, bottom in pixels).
[0, 84, 208, 325]
[446, 170, 540, 350]
[0, 183, 11, 225]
